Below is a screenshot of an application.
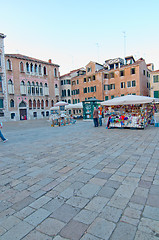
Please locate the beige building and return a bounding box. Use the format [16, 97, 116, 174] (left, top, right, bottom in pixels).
[5, 54, 60, 120]
[150, 70, 159, 98]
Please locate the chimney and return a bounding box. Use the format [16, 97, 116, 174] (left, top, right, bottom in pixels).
[48, 59, 52, 63]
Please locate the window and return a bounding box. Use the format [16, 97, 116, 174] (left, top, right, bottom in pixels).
[110, 84, 115, 90]
[29, 99, 32, 109]
[55, 84, 58, 88]
[153, 75, 159, 83]
[27, 82, 31, 95]
[0, 54, 1, 67]
[120, 70, 124, 77]
[111, 95, 114, 99]
[36, 82, 39, 95]
[30, 63, 34, 73]
[40, 83, 43, 95]
[67, 80, 71, 84]
[39, 65, 42, 75]
[33, 112, 37, 118]
[93, 75, 95, 80]
[77, 79, 79, 84]
[46, 111, 49, 116]
[26, 62, 30, 72]
[143, 70, 145, 75]
[31, 82, 35, 95]
[10, 99, 14, 107]
[72, 81, 76, 85]
[68, 99, 71, 104]
[105, 96, 108, 100]
[88, 77, 91, 82]
[87, 67, 92, 72]
[104, 74, 109, 79]
[121, 94, 124, 96]
[127, 81, 131, 88]
[51, 100, 54, 107]
[109, 72, 114, 78]
[0, 75, 2, 92]
[61, 80, 63, 85]
[43, 66, 47, 75]
[41, 100, 44, 109]
[45, 100, 49, 107]
[33, 99, 36, 109]
[121, 82, 125, 88]
[11, 113, 15, 119]
[7, 59, 12, 70]
[83, 87, 87, 93]
[37, 99, 40, 109]
[104, 85, 109, 90]
[41, 111, 45, 117]
[20, 62, 24, 72]
[132, 80, 136, 87]
[0, 99, 3, 108]
[131, 68, 135, 74]
[154, 91, 159, 98]
[83, 78, 86, 83]
[54, 68, 57, 77]
[67, 89, 71, 96]
[34, 64, 38, 73]
[88, 87, 90, 92]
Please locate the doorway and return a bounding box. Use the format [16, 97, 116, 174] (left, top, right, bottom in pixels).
[19, 109, 27, 120]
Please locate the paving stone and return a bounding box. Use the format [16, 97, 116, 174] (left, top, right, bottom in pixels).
[134, 230, 159, 240]
[87, 217, 115, 240]
[11, 196, 35, 211]
[99, 206, 122, 223]
[50, 203, 80, 223]
[60, 219, 88, 240]
[74, 209, 98, 224]
[124, 207, 141, 219]
[110, 222, 137, 240]
[81, 233, 101, 240]
[22, 229, 52, 239]
[36, 217, 65, 236]
[30, 189, 46, 199]
[66, 196, 90, 208]
[14, 206, 35, 220]
[29, 195, 51, 209]
[0, 215, 21, 230]
[108, 195, 129, 210]
[54, 236, 70, 240]
[89, 177, 107, 186]
[120, 215, 139, 226]
[43, 197, 64, 213]
[24, 208, 51, 226]
[98, 186, 115, 198]
[130, 195, 147, 205]
[105, 180, 121, 189]
[59, 187, 74, 199]
[1, 221, 34, 240]
[85, 196, 108, 213]
[95, 171, 112, 180]
[138, 217, 159, 235]
[138, 180, 152, 188]
[77, 183, 100, 199]
[143, 206, 159, 221]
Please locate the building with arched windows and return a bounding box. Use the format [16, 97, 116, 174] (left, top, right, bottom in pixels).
[5, 53, 60, 120]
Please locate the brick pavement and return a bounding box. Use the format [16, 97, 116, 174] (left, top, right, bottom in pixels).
[0, 119, 159, 240]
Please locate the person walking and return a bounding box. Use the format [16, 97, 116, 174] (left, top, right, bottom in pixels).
[93, 107, 99, 127]
[98, 105, 103, 126]
[0, 122, 8, 143]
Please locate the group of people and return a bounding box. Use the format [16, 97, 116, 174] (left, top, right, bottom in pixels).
[93, 106, 103, 127]
[0, 122, 8, 143]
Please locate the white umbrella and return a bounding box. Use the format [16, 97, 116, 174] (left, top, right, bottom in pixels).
[101, 95, 156, 106]
[54, 101, 69, 107]
[66, 102, 83, 109]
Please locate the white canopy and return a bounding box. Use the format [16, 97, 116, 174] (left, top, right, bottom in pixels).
[101, 95, 156, 106]
[66, 102, 83, 109]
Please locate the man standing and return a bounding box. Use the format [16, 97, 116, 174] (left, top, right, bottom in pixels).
[93, 107, 99, 127]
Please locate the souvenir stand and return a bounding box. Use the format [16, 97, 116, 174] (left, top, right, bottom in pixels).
[101, 95, 155, 129]
[50, 101, 70, 127]
[82, 98, 102, 120]
[65, 102, 83, 119]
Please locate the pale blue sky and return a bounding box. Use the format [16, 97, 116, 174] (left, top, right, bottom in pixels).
[1, 0, 159, 74]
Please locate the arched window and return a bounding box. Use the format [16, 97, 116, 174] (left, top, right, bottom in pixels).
[27, 81, 31, 95]
[34, 64, 37, 73]
[26, 62, 30, 72]
[41, 99, 44, 109]
[54, 68, 57, 77]
[43, 66, 47, 75]
[39, 65, 42, 75]
[10, 99, 14, 108]
[7, 59, 12, 70]
[40, 82, 43, 95]
[36, 82, 39, 95]
[20, 62, 24, 72]
[45, 99, 49, 107]
[31, 82, 35, 95]
[51, 100, 54, 107]
[55, 84, 58, 88]
[19, 101, 26, 107]
[29, 99, 32, 109]
[44, 83, 47, 87]
[30, 63, 34, 73]
[37, 99, 40, 109]
[21, 80, 25, 86]
[8, 79, 14, 94]
[33, 99, 36, 109]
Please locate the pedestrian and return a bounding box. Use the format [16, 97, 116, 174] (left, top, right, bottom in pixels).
[93, 107, 99, 127]
[98, 105, 103, 126]
[0, 122, 8, 143]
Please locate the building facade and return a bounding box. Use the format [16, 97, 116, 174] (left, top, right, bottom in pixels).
[0, 33, 8, 120]
[5, 54, 60, 121]
[150, 70, 159, 98]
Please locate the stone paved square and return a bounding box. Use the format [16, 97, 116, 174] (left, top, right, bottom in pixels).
[0, 119, 159, 239]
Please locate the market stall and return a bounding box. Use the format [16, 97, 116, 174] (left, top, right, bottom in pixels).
[66, 102, 83, 119]
[101, 95, 156, 129]
[50, 101, 70, 127]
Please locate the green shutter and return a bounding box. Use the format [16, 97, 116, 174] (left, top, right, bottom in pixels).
[154, 91, 159, 98]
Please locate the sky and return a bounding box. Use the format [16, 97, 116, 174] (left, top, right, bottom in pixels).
[1, 0, 159, 75]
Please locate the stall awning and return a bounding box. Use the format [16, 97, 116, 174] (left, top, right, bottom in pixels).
[101, 95, 156, 106]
